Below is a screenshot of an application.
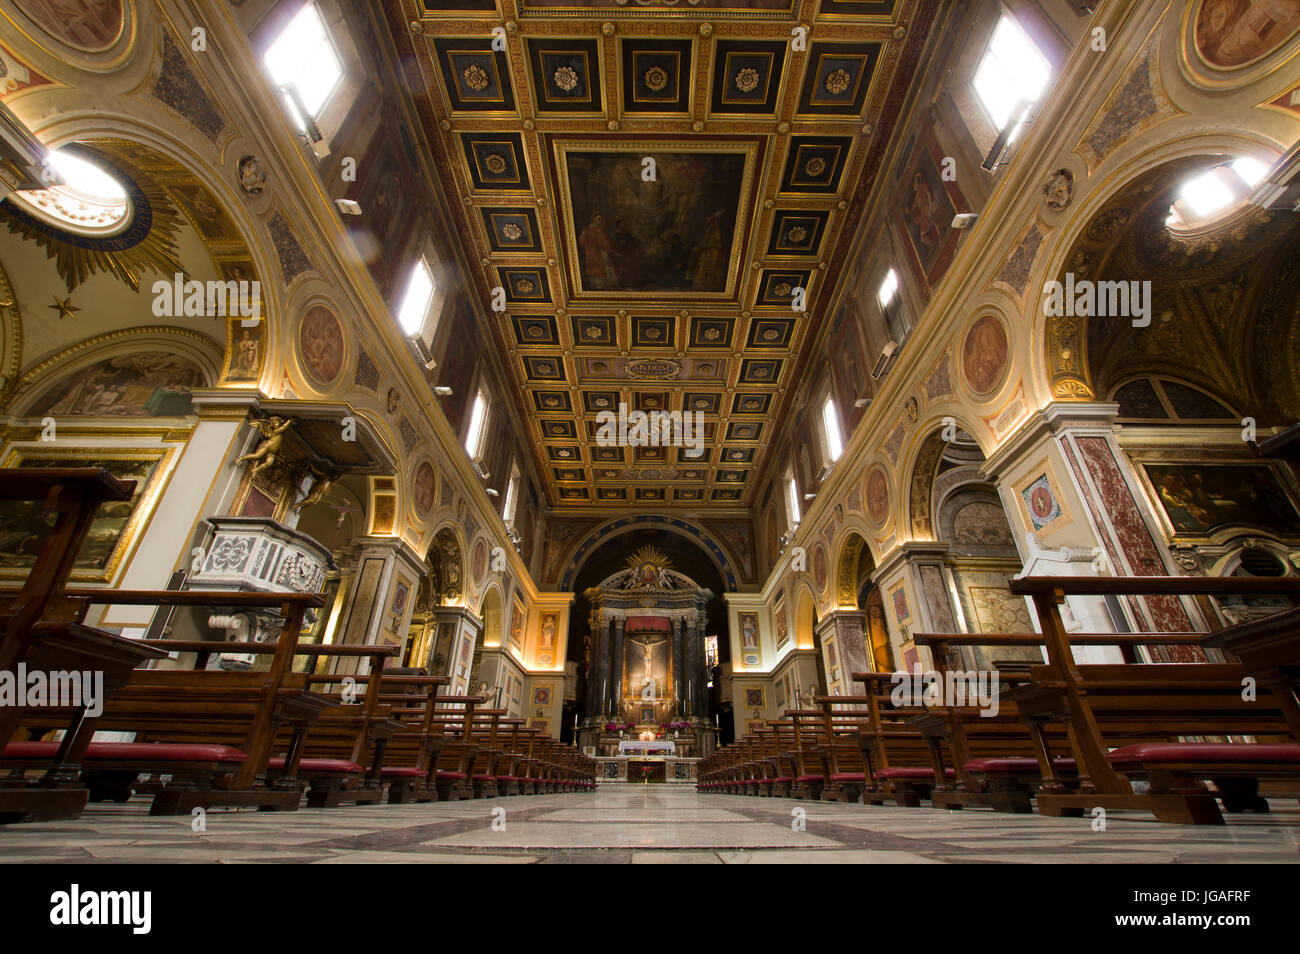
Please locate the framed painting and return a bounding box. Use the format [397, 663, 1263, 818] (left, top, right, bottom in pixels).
[892, 125, 967, 295]
[508, 593, 525, 655]
[555, 140, 758, 300]
[744, 686, 765, 707]
[0, 445, 178, 583]
[1137, 461, 1300, 539]
[532, 684, 552, 706]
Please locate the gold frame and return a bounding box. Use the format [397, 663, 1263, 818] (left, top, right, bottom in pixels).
[554, 139, 759, 302]
[1128, 453, 1300, 545]
[0, 442, 180, 583]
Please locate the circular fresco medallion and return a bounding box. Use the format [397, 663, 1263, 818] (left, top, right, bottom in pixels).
[299, 304, 345, 387]
[413, 461, 436, 516]
[813, 544, 828, 592]
[471, 538, 488, 585]
[16, 0, 125, 52]
[866, 467, 889, 526]
[961, 314, 1008, 397]
[1193, 0, 1300, 70]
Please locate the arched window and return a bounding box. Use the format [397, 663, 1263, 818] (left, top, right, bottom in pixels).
[1111, 377, 1236, 423]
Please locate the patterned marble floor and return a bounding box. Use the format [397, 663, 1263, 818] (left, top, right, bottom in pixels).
[3, 785, 1299, 863]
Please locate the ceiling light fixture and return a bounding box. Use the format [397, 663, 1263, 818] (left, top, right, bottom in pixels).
[485, 488, 499, 496]
[335, 198, 361, 215]
[951, 212, 978, 228]
[434, 385, 452, 396]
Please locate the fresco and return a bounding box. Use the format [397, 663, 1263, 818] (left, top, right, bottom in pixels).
[894, 126, 965, 292]
[26, 353, 206, 418]
[1195, 0, 1300, 68]
[563, 150, 747, 294]
[15, 0, 124, 51]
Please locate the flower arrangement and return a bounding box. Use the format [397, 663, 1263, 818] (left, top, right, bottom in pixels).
[660, 721, 691, 730]
[603, 722, 633, 732]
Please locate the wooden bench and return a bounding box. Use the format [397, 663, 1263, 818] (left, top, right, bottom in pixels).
[0, 469, 168, 822]
[1005, 576, 1300, 823]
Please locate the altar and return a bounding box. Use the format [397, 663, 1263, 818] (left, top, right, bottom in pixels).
[617, 739, 676, 755]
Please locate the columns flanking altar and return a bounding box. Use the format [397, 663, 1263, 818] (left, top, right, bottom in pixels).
[576, 548, 715, 749]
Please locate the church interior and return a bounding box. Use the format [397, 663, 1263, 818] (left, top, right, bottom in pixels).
[0, 0, 1299, 871]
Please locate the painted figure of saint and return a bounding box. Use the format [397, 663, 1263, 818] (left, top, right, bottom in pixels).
[578, 214, 616, 288]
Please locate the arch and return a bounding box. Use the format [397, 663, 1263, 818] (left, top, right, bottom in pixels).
[10, 326, 221, 416]
[835, 531, 869, 609]
[478, 583, 504, 647]
[903, 419, 985, 541]
[1030, 130, 1289, 406]
[793, 583, 817, 651]
[558, 514, 739, 591]
[3, 108, 291, 393]
[427, 525, 463, 608]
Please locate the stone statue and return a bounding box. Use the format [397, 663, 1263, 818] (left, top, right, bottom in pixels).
[236, 416, 292, 480]
[292, 467, 339, 514]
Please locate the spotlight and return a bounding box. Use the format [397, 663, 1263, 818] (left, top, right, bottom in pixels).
[434, 386, 452, 396]
[486, 488, 499, 497]
[335, 199, 362, 216]
[951, 212, 978, 228]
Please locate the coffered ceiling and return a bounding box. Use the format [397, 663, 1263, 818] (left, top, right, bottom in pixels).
[384, 0, 940, 510]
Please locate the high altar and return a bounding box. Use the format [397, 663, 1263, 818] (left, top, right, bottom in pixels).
[577, 548, 718, 767]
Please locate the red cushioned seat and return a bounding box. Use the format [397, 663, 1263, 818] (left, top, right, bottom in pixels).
[964, 757, 1076, 773]
[437, 771, 467, 780]
[796, 774, 824, 783]
[269, 757, 362, 774]
[1107, 743, 1300, 765]
[830, 772, 866, 782]
[380, 766, 424, 778]
[4, 741, 248, 763]
[473, 774, 495, 782]
[874, 767, 956, 780]
[771, 776, 793, 784]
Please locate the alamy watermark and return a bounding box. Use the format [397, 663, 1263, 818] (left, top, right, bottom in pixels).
[151, 274, 262, 325]
[594, 402, 704, 458]
[889, 668, 1000, 718]
[50, 884, 151, 934]
[0, 664, 104, 717]
[1042, 272, 1152, 328]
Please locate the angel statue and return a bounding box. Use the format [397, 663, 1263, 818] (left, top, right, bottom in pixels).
[292, 466, 340, 514]
[236, 416, 292, 479]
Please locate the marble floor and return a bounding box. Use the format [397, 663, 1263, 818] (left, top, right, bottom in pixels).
[2, 784, 1299, 863]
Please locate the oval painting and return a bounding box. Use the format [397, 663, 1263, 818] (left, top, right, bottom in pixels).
[299, 305, 344, 387]
[866, 467, 889, 526]
[471, 538, 488, 586]
[812, 544, 828, 594]
[1194, 0, 1300, 69]
[412, 461, 436, 516]
[962, 314, 1008, 396]
[15, 0, 125, 52]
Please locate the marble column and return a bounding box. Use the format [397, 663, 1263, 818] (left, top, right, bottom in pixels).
[610, 616, 625, 716]
[672, 616, 685, 716]
[586, 613, 605, 719]
[686, 617, 702, 717]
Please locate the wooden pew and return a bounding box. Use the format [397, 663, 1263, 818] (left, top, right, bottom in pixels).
[846, 673, 957, 806]
[0, 469, 167, 822]
[6, 588, 330, 815]
[1004, 576, 1300, 823]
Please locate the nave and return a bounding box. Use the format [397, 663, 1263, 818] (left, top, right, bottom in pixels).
[4, 787, 1297, 864]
